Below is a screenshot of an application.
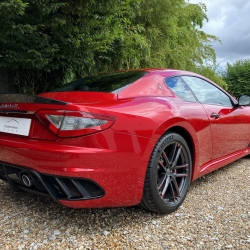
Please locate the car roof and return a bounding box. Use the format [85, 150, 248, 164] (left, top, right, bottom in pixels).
[139, 68, 200, 77]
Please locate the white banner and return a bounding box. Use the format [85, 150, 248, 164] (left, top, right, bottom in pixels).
[0, 117, 31, 136]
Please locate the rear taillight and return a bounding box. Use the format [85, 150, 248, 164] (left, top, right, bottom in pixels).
[36, 110, 115, 137]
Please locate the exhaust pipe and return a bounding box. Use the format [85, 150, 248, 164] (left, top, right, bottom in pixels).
[21, 173, 34, 187]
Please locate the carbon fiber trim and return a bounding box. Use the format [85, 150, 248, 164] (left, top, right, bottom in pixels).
[0, 94, 67, 105]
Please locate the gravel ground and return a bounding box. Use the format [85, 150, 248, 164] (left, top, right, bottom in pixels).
[0, 158, 250, 250]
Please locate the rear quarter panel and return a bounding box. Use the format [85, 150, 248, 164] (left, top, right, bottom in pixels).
[69, 96, 212, 181]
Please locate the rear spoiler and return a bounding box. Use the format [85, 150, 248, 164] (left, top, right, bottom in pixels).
[0, 94, 67, 106]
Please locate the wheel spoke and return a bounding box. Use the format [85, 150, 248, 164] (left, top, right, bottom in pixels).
[174, 173, 188, 178]
[169, 142, 178, 163]
[171, 175, 181, 197]
[158, 160, 167, 172]
[171, 163, 188, 170]
[162, 151, 171, 167]
[171, 145, 182, 168]
[161, 176, 170, 198]
[169, 180, 177, 203]
[157, 174, 167, 190]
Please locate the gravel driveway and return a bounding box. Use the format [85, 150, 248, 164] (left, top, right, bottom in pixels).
[0, 158, 250, 249]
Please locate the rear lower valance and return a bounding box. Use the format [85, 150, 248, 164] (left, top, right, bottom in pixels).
[0, 163, 105, 202]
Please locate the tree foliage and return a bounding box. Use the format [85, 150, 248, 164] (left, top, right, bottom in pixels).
[223, 59, 250, 97]
[0, 0, 223, 94]
[194, 65, 227, 90]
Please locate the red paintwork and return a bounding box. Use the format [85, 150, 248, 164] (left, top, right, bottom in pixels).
[39, 91, 118, 103]
[0, 69, 250, 208]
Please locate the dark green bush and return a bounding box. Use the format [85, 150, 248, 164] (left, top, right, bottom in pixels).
[224, 60, 250, 97]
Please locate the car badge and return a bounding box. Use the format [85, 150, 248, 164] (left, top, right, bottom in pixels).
[0, 104, 19, 109]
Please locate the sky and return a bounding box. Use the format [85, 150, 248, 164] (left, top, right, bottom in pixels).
[189, 0, 250, 68]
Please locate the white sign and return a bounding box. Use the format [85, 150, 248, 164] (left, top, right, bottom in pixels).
[0, 117, 31, 136]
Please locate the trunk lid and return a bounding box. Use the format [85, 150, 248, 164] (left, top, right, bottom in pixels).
[0, 94, 68, 141]
[0, 92, 117, 141]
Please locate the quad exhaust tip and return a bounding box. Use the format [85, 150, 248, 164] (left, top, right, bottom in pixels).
[21, 173, 34, 187]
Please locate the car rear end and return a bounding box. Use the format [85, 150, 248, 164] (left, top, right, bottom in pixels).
[0, 71, 155, 208]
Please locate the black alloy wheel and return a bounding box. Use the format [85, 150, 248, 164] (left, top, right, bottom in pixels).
[139, 132, 192, 214]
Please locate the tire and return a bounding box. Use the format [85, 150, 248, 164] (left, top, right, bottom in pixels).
[139, 132, 192, 214]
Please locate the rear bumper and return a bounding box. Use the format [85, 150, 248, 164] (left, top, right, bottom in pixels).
[0, 163, 105, 202]
[0, 131, 155, 208]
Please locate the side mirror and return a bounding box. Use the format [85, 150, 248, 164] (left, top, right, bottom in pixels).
[238, 95, 250, 106]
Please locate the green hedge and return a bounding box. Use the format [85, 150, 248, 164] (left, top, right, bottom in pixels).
[224, 60, 250, 97]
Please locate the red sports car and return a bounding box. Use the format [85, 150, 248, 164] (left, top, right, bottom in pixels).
[0, 69, 250, 214]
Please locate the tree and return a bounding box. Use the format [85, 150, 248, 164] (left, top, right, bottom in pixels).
[195, 65, 227, 89]
[0, 0, 141, 93]
[93, 1, 221, 71]
[0, 0, 223, 94]
[223, 59, 250, 97]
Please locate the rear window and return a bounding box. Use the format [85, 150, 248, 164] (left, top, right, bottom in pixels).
[53, 71, 148, 93]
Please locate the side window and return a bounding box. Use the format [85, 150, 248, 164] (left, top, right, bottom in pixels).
[165, 77, 197, 102]
[182, 76, 232, 107]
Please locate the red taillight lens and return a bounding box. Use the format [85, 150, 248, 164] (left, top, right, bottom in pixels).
[36, 110, 115, 137]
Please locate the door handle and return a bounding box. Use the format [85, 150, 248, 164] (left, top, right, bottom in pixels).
[210, 113, 220, 119]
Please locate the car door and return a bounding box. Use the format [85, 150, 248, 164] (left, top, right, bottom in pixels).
[182, 76, 250, 159]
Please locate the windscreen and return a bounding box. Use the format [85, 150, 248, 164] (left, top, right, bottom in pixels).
[53, 71, 148, 93]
